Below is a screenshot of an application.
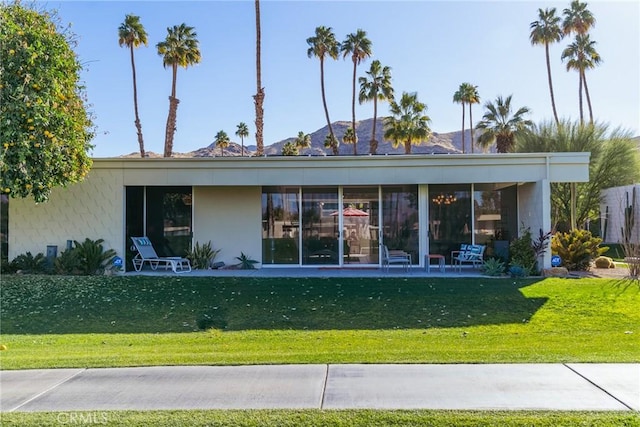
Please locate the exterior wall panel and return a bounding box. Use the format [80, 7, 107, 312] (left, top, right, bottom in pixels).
[8, 169, 124, 260]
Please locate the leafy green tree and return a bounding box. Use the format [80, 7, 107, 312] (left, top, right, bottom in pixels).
[516, 120, 640, 229]
[384, 92, 432, 154]
[235, 122, 249, 156]
[562, 34, 601, 125]
[253, 0, 264, 156]
[281, 141, 298, 156]
[118, 14, 148, 158]
[359, 60, 394, 154]
[295, 131, 311, 153]
[342, 127, 357, 154]
[476, 95, 532, 153]
[156, 23, 201, 157]
[214, 130, 230, 157]
[341, 29, 372, 155]
[0, 2, 94, 203]
[307, 26, 339, 155]
[530, 7, 563, 125]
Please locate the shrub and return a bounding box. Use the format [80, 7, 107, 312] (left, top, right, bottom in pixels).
[482, 258, 506, 276]
[551, 229, 607, 271]
[185, 241, 220, 270]
[235, 252, 258, 269]
[509, 228, 537, 274]
[11, 251, 48, 274]
[73, 238, 117, 275]
[54, 248, 82, 275]
[508, 265, 529, 278]
[594, 256, 615, 269]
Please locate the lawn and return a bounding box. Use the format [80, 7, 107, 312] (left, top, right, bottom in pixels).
[1, 409, 638, 427]
[0, 275, 638, 369]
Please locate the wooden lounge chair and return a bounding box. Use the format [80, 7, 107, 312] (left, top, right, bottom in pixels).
[130, 237, 191, 274]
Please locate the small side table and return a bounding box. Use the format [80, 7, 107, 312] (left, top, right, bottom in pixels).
[425, 254, 445, 273]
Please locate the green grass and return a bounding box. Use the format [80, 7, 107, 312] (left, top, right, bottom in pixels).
[1, 275, 638, 369]
[1, 410, 638, 427]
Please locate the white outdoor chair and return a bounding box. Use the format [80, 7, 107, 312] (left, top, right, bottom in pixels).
[130, 237, 191, 274]
[452, 244, 485, 272]
[381, 245, 411, 272]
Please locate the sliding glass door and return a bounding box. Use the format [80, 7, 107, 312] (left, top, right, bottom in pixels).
[342, 187, 380, 265]
[301, 187, 339, 265]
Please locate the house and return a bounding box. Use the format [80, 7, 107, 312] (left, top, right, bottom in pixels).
[600, 184, 640, 244]
[6, 152, 590, 270]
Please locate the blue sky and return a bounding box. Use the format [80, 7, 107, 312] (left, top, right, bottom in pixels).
[45, 0, 639, 157]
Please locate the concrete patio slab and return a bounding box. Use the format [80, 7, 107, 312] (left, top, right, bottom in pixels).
[0, 369, 85, 412]
[6, 365, 327, 412]
[322, 364, 633, 410]
[567, 363, 640, 410]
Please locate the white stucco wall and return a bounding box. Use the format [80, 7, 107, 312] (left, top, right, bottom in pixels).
[600, 184, 640, 244]
[517, 180, 552, 269]
[8, 169, 124, 260]
[193, 186, 262, 267]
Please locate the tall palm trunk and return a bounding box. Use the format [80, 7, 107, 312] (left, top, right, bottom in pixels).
[320, 58, 337, 155]
[545, 43, 560, 125]
[163, 64, 179, 157]
[404, 139, 412, 154]
[253, 0, 265, 156]
[582, 70, 594, 124]
[460, 103, 466, 154]
[129, 45, 145, 157]
[496, 134, 512, 153]
[578, 72, 584, 125]
[468, 103, 474, 153]
[351, 57, 357, 156]
[370, 91, 378, 154]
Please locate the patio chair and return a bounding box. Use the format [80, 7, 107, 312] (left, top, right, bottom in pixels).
[452, 244, 485, 272]
[130, 237, 192, 274]
[381, 245, 411, 272]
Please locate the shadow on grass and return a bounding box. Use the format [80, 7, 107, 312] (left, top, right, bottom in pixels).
[1, 276, 546, 334]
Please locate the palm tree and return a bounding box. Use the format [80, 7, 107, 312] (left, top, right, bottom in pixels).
[341, 29, 372, 155]
[235, 122, 249, 156]
[562, 34, 602, 124]
[562, 0, 595, 36]
[307, 26, 340, 155]
[281, 141, 298, 156]
[295, 131, 311, 153]
[476, 95, 533, 153]
[530, 7, 563, 125]
[359, 60, 394, 154]
[453, 86, 466, 153]
[342, 127, 357, 154]
[156, 23, 201, 157]
[323, 134, 337, 152]
[384, 92, 432, 154]
[462, 83, 480, 153]
[253, 0, 264, 156]
[214, 130, 230, 157]
[118, 14, 148, 158]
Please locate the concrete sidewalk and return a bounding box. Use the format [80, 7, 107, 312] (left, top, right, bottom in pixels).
[1, 364, 638, 412]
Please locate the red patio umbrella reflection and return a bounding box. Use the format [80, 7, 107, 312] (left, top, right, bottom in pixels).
[331, 206, 369, 217]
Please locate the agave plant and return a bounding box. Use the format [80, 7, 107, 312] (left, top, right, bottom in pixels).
[185, 241, 220, 269]
[235, 252, 259, 269]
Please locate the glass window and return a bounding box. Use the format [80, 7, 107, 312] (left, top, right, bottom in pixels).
[342, 187, 380, 264]
[301, 187, 339, 265]
[145, 187, 192, 258]
[429, 184, 471, 262]
[382, 185, 419, 264]
[262, 187, 300, 264]
[474, 184, 517, 261]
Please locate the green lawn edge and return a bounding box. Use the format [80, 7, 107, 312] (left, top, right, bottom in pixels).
[2, 410, 639, 427]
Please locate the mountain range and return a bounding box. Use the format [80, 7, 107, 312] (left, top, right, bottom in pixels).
[124, 118, 640, 158]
